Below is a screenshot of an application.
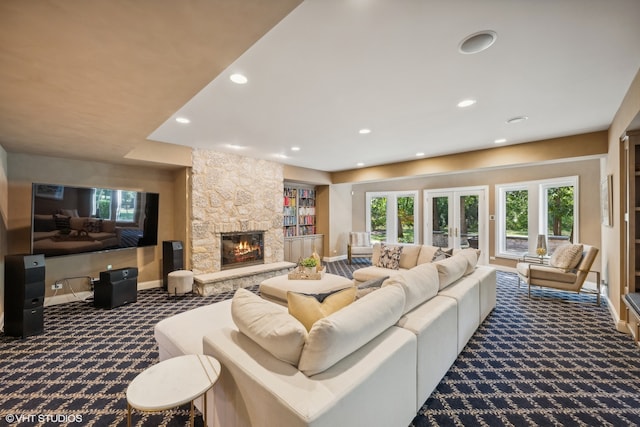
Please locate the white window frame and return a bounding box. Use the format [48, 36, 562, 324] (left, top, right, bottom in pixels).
[496, 176, 578, 259]
[365, 190, 420, 244]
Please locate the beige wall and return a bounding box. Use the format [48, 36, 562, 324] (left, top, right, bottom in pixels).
[348, 158, 602, 272]
[5, 152, 183, 301]
[606, 68, 640, 330]
[0, 145, 7, 323]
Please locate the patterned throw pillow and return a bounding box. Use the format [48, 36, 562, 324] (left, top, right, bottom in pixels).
[549, 244, 584, 270]
[54, 214, 71, 230]
[432, 248, 448, 261]
[376, 244, 403, 270]
[84, 219, 103, 233]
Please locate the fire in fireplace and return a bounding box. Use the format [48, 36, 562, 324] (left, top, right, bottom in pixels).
[221, 231, 264, 270]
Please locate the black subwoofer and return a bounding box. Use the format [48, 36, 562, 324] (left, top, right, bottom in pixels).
[4, 254, 45, 338]
[94, 267, 138, 309]
[162, 240, 184, 289]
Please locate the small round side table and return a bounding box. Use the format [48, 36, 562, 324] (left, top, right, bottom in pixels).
[126, 354, 220, 426]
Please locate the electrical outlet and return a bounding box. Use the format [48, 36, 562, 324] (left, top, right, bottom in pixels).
[51, 282, 63, 290]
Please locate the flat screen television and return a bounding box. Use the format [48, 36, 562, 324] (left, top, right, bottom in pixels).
[31, 183, 159, 257]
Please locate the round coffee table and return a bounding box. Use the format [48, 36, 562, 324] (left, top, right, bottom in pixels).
[126, 354, 220, 426]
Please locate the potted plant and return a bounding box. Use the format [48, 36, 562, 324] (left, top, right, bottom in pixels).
[299, 256, 318, 274]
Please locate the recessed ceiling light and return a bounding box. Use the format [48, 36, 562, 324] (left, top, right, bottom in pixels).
[506, 116, 529, 124]
[494, 138, 507, 144]
[226, 144, 245, 150]
[175, 117, 190, 124]
[416, 152, 425, 157]
[274, 154, 288, 159]
[457, 99, 477, 108]
[459, 30, 497, 54]
[358, 129, 371, 134]
[230, 73, 248, 84]
[356, 162, 365, 167]
[291, 146, 301, 151]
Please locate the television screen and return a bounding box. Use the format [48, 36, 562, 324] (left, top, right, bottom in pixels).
[31, 183, 159, 257]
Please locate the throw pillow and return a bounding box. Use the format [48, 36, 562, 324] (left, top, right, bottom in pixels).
[549, 244, 584, 270]
[432, 248, 448, 261]
[376, 244, 403, 269]
[458, 248, 479, 275]
[54, 214, 71, 230]
[84, 219, 103, 233]
[287, 287, 356, 331]
[231, 288, 307, 366]
[356, 276, 389, 299]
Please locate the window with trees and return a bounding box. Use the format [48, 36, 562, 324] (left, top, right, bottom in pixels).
[366, 191, 418, 244]
[497, 177, 578, 258]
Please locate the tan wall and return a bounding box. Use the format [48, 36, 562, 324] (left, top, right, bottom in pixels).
[6, 152, 183, 299]
[0, 145, 7, 322]
[349, 158, 602, 272]
[606, 68, 640, 330]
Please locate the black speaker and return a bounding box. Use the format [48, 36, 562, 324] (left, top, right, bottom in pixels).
[94, 267, 138, 309]
[4, 254, 45, 338]
[163, 240, 184, 289]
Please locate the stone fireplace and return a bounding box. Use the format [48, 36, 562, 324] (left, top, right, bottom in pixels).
[221, 231, 264, 270]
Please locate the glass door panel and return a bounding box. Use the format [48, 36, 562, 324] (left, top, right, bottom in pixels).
[369, 196, 387, 242]
[431, 195, 451, 248]
[458, 194, 479, 249]
[397, 195, 416, 243]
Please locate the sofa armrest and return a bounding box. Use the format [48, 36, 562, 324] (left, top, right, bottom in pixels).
[203, 326, 417, 427]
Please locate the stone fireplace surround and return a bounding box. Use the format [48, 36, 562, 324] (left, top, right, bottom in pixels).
[190, 149, 294, 295]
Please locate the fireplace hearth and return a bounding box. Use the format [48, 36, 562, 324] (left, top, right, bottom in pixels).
[221, 231, 264, 270]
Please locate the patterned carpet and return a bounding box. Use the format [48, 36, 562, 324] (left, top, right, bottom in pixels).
[0, 260, 639, 426]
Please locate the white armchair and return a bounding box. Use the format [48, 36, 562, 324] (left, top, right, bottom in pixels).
[348, 231, 374, 264]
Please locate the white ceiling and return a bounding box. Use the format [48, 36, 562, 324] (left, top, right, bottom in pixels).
[149, 0, 640, 172]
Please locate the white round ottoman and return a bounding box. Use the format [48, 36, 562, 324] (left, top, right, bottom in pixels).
[168, 270, 194, 296]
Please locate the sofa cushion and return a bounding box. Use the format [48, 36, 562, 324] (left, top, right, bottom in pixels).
[383, 263, 439, 314]
[102, 220, 116, 233]
[298, 283, 405, 376]
[287, 287, 356, 331]
[33, 214, 56, 232]
[352, 266, 405, 283]
[84, 218, 103, 233]
[377, 244, 403, 269]
[434, 254, 468, 290]
[398, 244, 422, 269]
[549, 243, 583, 270]
[457, 248, 479, 275]
[231, 288, 307, 366]
[416, 245, 439, 265]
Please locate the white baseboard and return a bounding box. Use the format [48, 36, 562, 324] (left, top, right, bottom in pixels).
[323, 254, 348, 262]
[44, 279, 162, 307]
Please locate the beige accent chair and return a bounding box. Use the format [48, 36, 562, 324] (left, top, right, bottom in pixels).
[516, 244, 600, 304]
[347, 231, 374, 264]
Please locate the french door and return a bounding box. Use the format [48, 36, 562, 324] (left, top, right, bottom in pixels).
[424, 187, 487, 264]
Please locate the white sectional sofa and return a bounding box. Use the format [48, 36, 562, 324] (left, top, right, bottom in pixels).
[154, 248, 496, 427]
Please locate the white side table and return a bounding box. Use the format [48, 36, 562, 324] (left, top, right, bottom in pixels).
[126, 354, 220, 426]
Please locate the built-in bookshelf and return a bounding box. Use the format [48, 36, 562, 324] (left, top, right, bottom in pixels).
[283, 184, 317, 236]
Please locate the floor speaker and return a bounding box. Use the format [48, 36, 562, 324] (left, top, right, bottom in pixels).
[94, 267, 138, 309]
[3, 254, 45, 338]
[163, 241, 184, 289]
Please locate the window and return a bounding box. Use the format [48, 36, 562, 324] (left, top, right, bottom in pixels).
[497, 177, 578, 258]
[366, 191, 418, 244]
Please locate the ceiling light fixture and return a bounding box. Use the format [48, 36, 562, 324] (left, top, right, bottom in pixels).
[226, 144, 245, 150]
[416, 152, 425, 157]
[494, 138, 507, 144]
[356, 162, 365, 167]
[358, 128, 371, 134]
[175, 117, 190, 124]
[506, 116, 529, 124]
[230, 73, 248, 84]
[274, 154, 288, 159]
[459, 30, 497, 54]
[457, 99, 477, 108]
[291, 146, 301, 151]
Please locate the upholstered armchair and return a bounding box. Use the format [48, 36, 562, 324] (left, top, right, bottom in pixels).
[516, 244, 600, 304]
[347, 231, 374, 264]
